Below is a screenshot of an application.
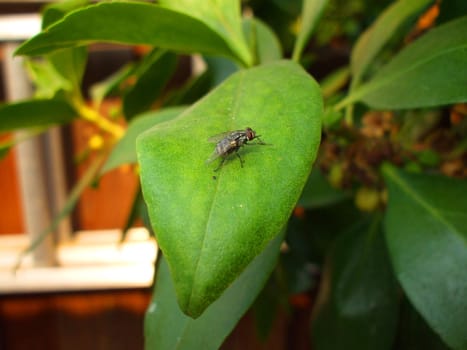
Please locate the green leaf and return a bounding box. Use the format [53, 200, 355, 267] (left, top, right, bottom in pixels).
[292, 0, 328, 62]
[242, 17, 282, 64]
[383, 164, 467, 350]
[252, 275, 283, 339]
[40, 1, 89, 98]
[145, 231, 283, 349]
[24, 48, 87, 99]
[0, 99, 76, 132]
[338, 16, 467, 110]
[102, 107, 185, 174]
[15, 2, 240, 64]
[203, 56, 238, 87]
[42, 0, 89, 28]
[320, 66, 350, 99]
[312, 217, 399, 350]
[166, 55, 239, 107]
[395, 297, 450, 350]
[159, 0, 252, 66]
[137, 60, 322, 317]
[25, 59, 73, 99]
[47, 47, 88, 96]
[165, 70, 213, 106]
[350, 0, 433, 85]
[123, 50, 177, 119]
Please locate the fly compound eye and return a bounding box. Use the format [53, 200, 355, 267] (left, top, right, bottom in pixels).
[245, 128, 255, 140]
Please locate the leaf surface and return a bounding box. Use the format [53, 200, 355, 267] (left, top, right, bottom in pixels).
[159, 0, 252, 66]
[122, 50, 177, 119]
[137, 60, 322, 317]
[0, 99, 75, 131]
[350, 0, 432, 84]
[312, 217, 399, 350]
[383, 164, 467, 350]
[102, 107, 185, 174]
[15, 2, 239, 63]
[242, 17, 282, 64]
[339, 16, 467, 109]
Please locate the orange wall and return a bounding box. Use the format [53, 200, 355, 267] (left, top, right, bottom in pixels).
[0, 148, 24, 234]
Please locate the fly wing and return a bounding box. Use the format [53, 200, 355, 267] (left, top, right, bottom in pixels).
[207, 130, 244, 143]
[205, 149, 221, 164]
[207, 131, 231, 143]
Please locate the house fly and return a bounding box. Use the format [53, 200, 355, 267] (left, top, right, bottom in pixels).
[206, 127, 266, 171]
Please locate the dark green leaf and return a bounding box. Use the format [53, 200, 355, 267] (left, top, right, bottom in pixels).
[120, 186, 143, 243]
[48, 47, 88, 95]
[280, 246, 315, 294]
[137, 60, 322, 317]
[312, 217, 399, 350]
[383, 164, 467, 350]
[252, 274, 284, 339]
[123, 50, 177, 119]
[40, 1, 89, 98]
[203, 56, 238, 87]
[339, 16, 467, 110]
[42, 0, 89, 28]
[0, 99, 75, 131]
[15, 2, 240, 64]
[350, 0, 433, 85]
[164, 70, 212, 106]
[102, 107, 185, 174]
[394, 297, 450, 350]
[145, 231, 283, 349]
[159, 0, 252, 66]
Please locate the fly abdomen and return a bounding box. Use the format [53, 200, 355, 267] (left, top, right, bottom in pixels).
[216, 139, 238, 157]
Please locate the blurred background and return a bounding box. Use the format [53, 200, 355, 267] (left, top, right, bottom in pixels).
[0, 2, 156, 349]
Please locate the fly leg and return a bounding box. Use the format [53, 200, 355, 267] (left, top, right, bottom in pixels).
[255, 136, 267, 145]
[214, 157, 226, 172]
[235, 152, 244, 168]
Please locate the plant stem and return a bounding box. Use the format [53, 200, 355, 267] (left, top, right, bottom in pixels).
[72, 97, 125, 139]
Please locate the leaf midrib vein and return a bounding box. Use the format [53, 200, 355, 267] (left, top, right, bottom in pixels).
[387, 168, 464, 242]
[187, 71, 247, 310]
